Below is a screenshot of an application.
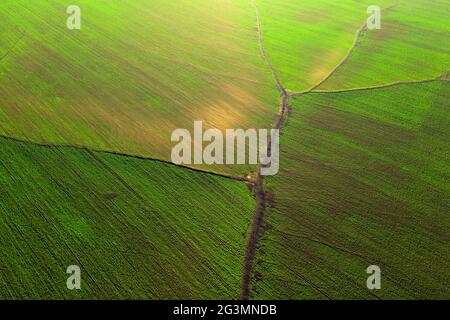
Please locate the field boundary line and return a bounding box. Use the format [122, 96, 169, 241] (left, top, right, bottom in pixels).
[306, 18, 369, 92]
[240, 0, 290, 301]
[289, 78, 449, 97]
[252, 0, 286, 96]
[288, 4, 397, 97]
[0, 134, 249, 183]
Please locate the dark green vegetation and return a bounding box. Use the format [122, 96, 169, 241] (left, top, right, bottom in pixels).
[0, 136, 254, 299]
[0, 0, 449, 300]
[254, 81, 450, 299]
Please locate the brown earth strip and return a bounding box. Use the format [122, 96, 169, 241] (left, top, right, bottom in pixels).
[240, 1, 289, 300]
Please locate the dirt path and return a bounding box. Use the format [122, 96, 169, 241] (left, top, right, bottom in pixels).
[240, 1, 289, 300]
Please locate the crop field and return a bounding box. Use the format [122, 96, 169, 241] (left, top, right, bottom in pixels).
[248, 0, 449, 300]
[254, 81, 450, 299]
[257, 0, 393, 92]
[317, 0, 450, 90]
[0, 0, 278, 172]
[0, 136, 254, 299]
[0, 0, 449, 302]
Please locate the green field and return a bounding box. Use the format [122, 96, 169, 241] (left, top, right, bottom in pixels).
[0, 136, 254, 299]
[0, 0, 278, 173]
[318, 0, 450, 90]
[254, 81, 450, 299]
[257, 0, 393, 92]
[248, 0, 450, 300]
[0, 0, 449, 300]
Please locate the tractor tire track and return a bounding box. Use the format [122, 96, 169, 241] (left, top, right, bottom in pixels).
[0, 32, 26, 64]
